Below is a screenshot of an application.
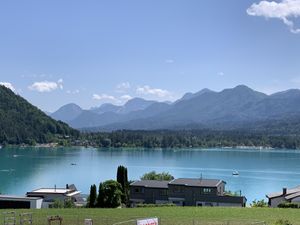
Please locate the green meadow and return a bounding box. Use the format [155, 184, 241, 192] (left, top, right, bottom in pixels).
[1, 207, 300, 225]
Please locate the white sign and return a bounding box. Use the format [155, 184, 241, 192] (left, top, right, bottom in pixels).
[136, 218, 159, 225]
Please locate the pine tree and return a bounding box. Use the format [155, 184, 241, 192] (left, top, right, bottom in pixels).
[96, 182, 104, 207]
[117, 165, 129, 205]
[88, 184, 97, 208]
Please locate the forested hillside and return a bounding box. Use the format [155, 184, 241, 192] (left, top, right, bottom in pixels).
[0, 85, 79, 145]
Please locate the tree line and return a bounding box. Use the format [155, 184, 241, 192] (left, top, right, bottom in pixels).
[79, 130, 300, 149]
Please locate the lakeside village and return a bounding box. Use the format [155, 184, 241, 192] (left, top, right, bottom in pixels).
[1, 167, 300, 210]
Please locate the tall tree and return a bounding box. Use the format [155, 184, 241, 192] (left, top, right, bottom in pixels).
[96, 182, 104, 207]
[88, 184, 97, 208]
[98, 180, 122, 208]
[117, 165, 129, 205]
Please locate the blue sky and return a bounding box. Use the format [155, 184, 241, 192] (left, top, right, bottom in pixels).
[1, 0, 300, 112]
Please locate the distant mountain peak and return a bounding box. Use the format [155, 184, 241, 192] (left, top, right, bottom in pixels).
[51, 103, 83, 122]
[177, 88, 214, 103]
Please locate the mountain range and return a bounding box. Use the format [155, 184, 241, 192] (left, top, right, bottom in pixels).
[50, 85, 300, 132]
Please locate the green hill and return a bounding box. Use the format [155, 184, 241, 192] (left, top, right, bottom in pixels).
[0, 85, 79, 145]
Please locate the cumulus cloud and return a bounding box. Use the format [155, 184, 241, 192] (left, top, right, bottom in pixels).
[93, 94, 118, 101]
[116, 82, 131, 93]
[28, 79, 64, 92]
[247, 0, 300, 33]
[136, 85, 172, 98]
[0, 82, 16, 92]
[120, 94, 133, 101]
[218, 72, 225, 76]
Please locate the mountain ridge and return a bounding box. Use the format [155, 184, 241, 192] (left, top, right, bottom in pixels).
[50, 85, 300, 131]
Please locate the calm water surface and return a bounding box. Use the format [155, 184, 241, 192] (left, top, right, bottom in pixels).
[1, 147, 300, 203]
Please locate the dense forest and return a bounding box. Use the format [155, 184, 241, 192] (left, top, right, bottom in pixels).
[0, 85, 79, 145]
[79, 130, 300, 149]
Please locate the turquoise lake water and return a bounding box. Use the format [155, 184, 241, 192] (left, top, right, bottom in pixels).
[1, 147, 300, 203]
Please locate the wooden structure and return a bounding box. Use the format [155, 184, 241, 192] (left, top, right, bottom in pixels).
[3, 211, 16, 225]
[47, 216, 63, 225]
[20, 213, 33, 225]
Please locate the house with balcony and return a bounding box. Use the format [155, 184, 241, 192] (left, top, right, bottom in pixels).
[130, 178, 246, 207]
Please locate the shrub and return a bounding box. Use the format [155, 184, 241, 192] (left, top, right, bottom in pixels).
[275, 219, 293, 225]
[250, 199, 268, 208]
[278, 203, 299, 208]
[136, 203, 176, 208]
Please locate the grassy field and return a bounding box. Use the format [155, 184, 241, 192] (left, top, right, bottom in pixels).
[1, 207, 300, 225]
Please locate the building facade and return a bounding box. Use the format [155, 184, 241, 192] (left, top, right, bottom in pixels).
[130, 178, 246, 207]
[26, 185, 83, 208]
[267, 186, 300, 207]
[0, 195, 43, 209]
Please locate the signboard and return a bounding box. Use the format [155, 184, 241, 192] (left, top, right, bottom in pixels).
[136, 218, 159, 225]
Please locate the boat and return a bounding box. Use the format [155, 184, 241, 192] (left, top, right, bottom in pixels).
[232, 170, 239, 176]
[70, 163, 77, 166]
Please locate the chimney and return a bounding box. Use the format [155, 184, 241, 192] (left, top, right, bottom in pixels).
[283, 187, 287, 196]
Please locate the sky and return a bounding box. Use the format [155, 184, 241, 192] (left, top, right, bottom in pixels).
[1, 0, 300, 112]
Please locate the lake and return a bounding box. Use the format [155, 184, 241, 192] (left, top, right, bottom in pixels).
[1, 147, 300, 203]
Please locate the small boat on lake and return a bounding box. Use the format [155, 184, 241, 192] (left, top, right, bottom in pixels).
[232, 170, 239, 176]
[70, 163, 77, 166]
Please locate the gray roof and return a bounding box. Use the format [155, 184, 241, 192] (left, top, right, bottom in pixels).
[0, 195, 42, 200]
[169, 178, 224, 187]
[267, 186, 300, 199]
[131, 180, 169, 189]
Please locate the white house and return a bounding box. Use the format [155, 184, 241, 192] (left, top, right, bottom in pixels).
[26, 185, 83, 208]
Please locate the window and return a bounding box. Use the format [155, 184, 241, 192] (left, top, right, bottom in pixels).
[134, 187, 144, 193]
[160, 190, 168, 196]
[173, 186, 184, 193]
[203, 188, 212, 194]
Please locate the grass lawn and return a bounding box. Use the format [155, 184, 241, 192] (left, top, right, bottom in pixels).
[1, 207, 300, 225]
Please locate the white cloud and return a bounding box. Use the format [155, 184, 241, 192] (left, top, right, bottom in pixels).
[93, 94, 118, 101]
[66, 89, 79, 94]
[136, 85, 172, 98]
[0, 82, 16, 92]
[116, 82, 131, 93]
[120, 94, 133, 101]
[28, 79, 63, 92]
[247, 0, 300, 33]
[165, 59, 175, 64]
[218, 72, 225, 76]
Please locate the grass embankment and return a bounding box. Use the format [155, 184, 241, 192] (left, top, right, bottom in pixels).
[1, 207, 299, 225]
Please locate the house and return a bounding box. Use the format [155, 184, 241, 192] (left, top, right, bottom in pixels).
[130, 178, 246, 207]
[267, 186, 300, 207]
[0, 195, 43, 209]
[26, 184, 83, 208]
[130, 180, 169, 206]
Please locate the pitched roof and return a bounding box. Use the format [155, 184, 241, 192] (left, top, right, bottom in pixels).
[169, 178, 224, 187]
[267, 186, 300, 199]
[130, 180, 169, 189]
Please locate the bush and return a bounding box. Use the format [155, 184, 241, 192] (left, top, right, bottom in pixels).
[250, 199, 268, 208]
[136, 203, 176, 208]
[140, 171, 174, 181]
[275, 219, 293, 225]
[278, 203, 299, 208]
[50, 199, 75, 208]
